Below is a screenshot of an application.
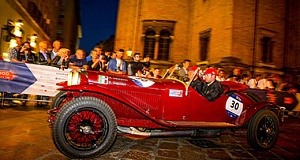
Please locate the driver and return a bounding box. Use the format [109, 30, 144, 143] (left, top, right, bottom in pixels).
[190, 67, 224, 102]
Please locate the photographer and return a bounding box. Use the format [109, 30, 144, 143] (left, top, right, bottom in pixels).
[17, 42, 37, 64]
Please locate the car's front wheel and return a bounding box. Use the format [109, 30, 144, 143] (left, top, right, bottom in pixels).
[52, 96, 117, 159]
[247, 109, 279, 150]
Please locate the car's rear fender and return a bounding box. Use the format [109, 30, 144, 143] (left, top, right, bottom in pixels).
[235, 101, 281, 127]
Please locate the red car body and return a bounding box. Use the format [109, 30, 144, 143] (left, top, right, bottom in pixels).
[48, 69, 283, 159]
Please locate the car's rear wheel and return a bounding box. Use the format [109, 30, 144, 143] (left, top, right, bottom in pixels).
[51, 91, 67, 109]
[52, 96, 117, 159]
[247, 109, 279, 150]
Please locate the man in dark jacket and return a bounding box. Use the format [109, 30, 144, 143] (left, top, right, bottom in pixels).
[128, 53, 144, 76]
[190, 67, 224, 102]
[37, 41, 51, 65]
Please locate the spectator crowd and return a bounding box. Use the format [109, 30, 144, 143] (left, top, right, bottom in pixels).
[2, 37, 299, 101]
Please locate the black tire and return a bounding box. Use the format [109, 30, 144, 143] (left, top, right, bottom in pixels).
[51, 91, 67, 109]
[247, 109, 279, 150]
[52, 96, 117, 159]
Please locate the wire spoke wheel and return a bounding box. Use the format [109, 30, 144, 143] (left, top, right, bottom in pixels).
[256, 115, 276, 146]
[52, 96, 117, 159]
[247, 109, 279, 150]
[65, 108, 108, 150]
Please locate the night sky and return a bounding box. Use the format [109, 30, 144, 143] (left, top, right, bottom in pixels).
[80, 0, 119, 53]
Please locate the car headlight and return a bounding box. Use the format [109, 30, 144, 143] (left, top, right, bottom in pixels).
[67, 71, 81, 86]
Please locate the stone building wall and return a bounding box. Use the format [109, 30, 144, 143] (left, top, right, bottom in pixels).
[115, 0, 299, 81]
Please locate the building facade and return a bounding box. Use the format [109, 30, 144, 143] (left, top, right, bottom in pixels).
[0, 0, 81, 57]
[115, 0, 299, 82]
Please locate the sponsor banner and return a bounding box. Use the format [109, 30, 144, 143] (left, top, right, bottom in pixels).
[0, 61, 70, 97]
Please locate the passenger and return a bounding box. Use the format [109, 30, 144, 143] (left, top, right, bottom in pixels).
[178, 59, 191, 82]
[190, 68, 224, 102]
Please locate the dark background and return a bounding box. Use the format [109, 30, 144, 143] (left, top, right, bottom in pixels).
[80, 0, 119, 53]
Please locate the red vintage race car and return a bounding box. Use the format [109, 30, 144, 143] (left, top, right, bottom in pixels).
[47, 67, 283, 159]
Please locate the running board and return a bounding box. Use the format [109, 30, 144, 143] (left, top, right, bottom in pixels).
[164, 121, 236, 128]
[117, 126, 195, 137]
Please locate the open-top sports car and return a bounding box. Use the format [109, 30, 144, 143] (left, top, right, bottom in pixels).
[47, 66, 283, 159]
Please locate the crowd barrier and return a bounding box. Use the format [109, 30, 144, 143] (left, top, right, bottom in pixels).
[0, 61, 70, 105]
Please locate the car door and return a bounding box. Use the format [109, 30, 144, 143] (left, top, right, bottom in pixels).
[186, 87, 234, 122]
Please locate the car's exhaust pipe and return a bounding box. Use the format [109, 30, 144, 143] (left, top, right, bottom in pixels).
[117, 126, 195, 137]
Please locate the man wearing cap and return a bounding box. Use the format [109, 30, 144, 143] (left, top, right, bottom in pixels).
[190, 67, 224, 102]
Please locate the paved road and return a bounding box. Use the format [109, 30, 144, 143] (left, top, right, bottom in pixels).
[0, 104, 299, 160]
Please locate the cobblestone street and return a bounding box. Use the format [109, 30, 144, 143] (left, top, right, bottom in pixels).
[0, 104, 299, 160]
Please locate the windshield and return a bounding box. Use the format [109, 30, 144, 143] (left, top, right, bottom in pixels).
[162, 64, 201, 87]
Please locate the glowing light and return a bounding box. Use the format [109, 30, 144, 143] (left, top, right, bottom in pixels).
[2, 52, 10, 62]
[12, 20, 23, 37]
[9, 39, 17, 48]
[126, 49, 132, 57]
[30, 34, 38, 48]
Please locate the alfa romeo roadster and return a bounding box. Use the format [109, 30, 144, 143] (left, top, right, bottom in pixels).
[47, 67, 283, 159]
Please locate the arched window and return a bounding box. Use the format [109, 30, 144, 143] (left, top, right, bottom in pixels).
[143, 30, 156, 59]
[158, 30, 170, 60]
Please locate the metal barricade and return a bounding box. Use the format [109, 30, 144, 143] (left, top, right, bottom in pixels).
[0, 92, 52, 106]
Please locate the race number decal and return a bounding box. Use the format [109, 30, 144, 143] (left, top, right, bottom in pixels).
[225, 94, 243, 119]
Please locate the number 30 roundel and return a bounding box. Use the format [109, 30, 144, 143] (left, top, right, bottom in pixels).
[225, 94, 243, 119]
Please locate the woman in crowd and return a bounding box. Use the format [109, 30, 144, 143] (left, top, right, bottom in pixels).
[50, 48, 70, 69]
[17, 42, 37, 64]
